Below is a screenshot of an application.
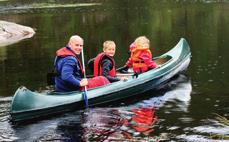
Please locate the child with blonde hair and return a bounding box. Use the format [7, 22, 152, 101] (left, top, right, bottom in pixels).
[123, 36, 157, 73]
[94, 40, 128, 82]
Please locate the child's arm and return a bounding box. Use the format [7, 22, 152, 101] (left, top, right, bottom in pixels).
[139, 52, 157, 69]
[125, 57, 133, 68]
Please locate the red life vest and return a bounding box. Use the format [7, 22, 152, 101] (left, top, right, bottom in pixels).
[131, 47, 152, 69]
[125, 45, 157, 73]
[56, 47, 84, 76]
[94, 52, 116, 77]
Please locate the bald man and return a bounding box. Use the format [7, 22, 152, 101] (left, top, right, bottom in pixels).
[54, 35, 109, 92]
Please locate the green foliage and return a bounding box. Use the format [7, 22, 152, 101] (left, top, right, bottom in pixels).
[214, 113, 229, 126]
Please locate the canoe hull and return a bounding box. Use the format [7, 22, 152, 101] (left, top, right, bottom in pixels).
[10, 38, 191, 122]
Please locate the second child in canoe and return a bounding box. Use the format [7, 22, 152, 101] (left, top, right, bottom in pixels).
[94, 40, 128, 83]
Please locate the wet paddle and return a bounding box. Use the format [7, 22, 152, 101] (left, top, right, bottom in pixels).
[81, 47, 89, 109]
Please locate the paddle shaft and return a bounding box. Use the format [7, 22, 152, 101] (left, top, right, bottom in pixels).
[81, 47, 89, 109]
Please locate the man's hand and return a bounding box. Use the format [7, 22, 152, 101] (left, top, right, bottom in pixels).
[80, 78, 88, 87]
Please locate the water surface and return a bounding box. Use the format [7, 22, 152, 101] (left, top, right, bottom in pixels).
[0, 0, 228, 141]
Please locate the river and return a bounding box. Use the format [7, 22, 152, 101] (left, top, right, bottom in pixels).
[0, 0, 228, 141]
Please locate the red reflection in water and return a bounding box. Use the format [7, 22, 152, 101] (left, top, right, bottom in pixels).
[121, 108, 158, 138]
[82, 107, 158, 141]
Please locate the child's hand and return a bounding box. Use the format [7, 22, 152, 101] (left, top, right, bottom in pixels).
[120, 77, 128, 81]
[157, 64, 162, 68]
[120, 66, 129, 73]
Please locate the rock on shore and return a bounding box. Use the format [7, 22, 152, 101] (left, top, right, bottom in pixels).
[0, 20, 35, 47]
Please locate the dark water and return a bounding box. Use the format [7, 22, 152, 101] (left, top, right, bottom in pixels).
[0, 0, 228, 141]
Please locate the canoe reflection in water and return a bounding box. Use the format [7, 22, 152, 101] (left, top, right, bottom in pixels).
[82, 107, 158, 141]
[135, 74, 192, 112]
[82, 74, 191, 141]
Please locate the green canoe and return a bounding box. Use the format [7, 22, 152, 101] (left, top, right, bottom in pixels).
[10, 38, 191, 122]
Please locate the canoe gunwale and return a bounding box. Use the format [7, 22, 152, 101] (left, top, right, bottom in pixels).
[10, 53, 191, 115]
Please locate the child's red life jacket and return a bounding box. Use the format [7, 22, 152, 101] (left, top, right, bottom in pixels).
[126, 45, 156, 73]
[94, 52, 116, 77]
[131, 47, 152, 70]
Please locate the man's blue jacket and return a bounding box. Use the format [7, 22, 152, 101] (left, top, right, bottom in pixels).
[54, 47, 83, 92]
